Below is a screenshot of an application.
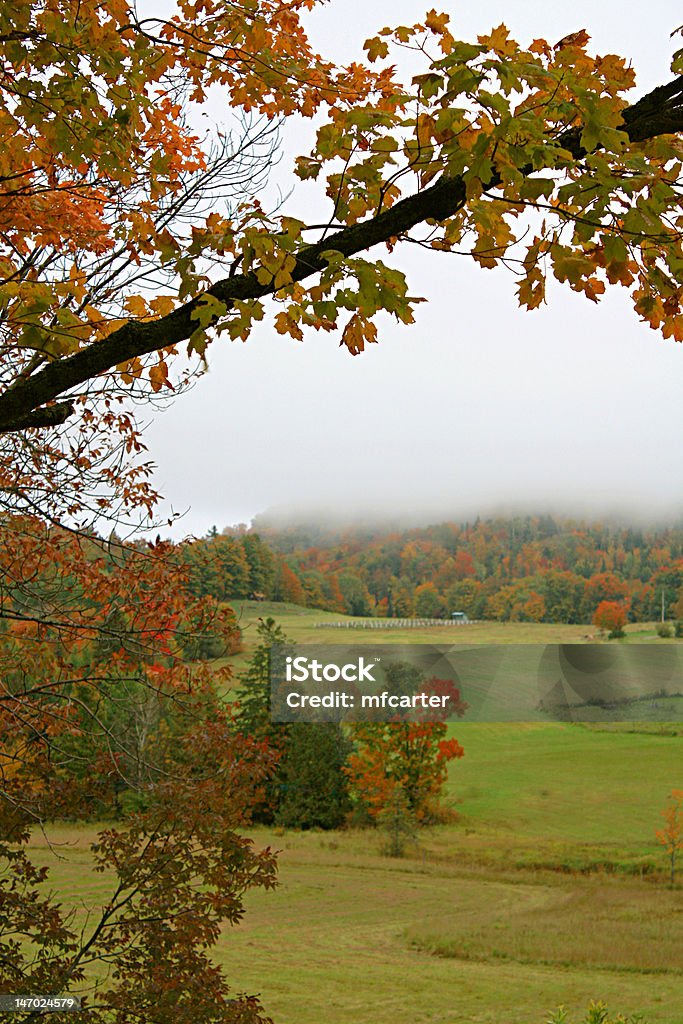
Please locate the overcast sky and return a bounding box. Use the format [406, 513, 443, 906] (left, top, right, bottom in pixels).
[144, 0, 683, 538]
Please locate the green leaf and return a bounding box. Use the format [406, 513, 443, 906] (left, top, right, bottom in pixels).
[191, 294, 228, 329]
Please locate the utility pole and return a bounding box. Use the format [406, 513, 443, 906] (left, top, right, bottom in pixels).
[661, 589, 666, 623]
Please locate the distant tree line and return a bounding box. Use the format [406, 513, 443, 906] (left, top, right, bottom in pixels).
[183, 516, 683, 625]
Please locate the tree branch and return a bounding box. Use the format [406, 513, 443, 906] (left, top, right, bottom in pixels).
[0, 76, 681, 435]
[0, 176, 467, 432]
[2, 401, 75, 431]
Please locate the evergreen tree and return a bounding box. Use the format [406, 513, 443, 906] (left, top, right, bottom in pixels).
[276, 723, 352, 830]
[234, 617, 289, 741]
[233, 618, 291, 821]
[235, 619, 352, 829]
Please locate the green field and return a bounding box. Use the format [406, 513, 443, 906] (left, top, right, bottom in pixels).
[229, 601, 605, 650]
[229, 601, 679, 645]
[29, 719, 683, 1024]
[223, 603, 683, 727]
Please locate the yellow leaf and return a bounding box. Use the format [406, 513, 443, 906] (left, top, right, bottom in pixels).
[425, 10, 449, 34]
[97, 318, 127, 339]
[478, 24, 516, 57]
[124, 294, 149, 318]
[117, 357, 143, 385]
[364, 36, 389, 62]
[273, 271, 291, 291]
[274, 311, 303, 340]
[150, 295, 176, 316]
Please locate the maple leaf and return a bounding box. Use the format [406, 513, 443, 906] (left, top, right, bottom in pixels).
[341, 313, 377, 354]
[425, 10, 450, 34]
[364, 36, 389, 62]
[477, 23, 517, 56]
[554, 29, 590, 50]
[149, 359, 172, 392]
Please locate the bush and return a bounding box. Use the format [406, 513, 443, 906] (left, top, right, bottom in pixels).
[656, 621, 673, 638]
[548, 1003, 646, 1024]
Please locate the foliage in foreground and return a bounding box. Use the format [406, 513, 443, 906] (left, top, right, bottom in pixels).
[1, 708, 279, 1023]
[0, 3, 682, 449]
[0, 521, 278, 1023]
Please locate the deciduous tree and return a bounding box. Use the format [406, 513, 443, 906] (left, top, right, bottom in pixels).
[0, 4, 681, 452]
[656, 788, 683, 884]
[346, 716, 465, 823]
[414, 581, 445, 618]
[0, 524, 279, 1021]
[593, 599, 628, 638]
[2, 5, 683, 1019]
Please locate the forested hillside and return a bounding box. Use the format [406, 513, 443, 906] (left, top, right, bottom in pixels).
[183, 516, 683, 625]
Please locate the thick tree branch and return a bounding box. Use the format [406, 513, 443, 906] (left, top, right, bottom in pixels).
[2, 401, 75, 431]
[0, 176, 467, 433]
[0, 75, 681, 435]
[558, 75, 683, 157]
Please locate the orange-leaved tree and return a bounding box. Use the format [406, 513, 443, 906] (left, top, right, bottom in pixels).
[656, 789, 683, 884]
[0, 516, 285, 1022]
[593, 599, 629, 638]
[346, 720, 465, 823]
[346, 671, 468, 825]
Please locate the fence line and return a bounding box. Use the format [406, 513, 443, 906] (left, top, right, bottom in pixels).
[313, 618, 480, 629]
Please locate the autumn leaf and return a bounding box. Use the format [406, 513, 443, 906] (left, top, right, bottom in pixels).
[554, 29, 591, 50]
[477, 23, 517, 57]
[124, 295, 150, 319]
[341, 313, 377, 354]
[425, 10, 450, 34]
[149, 359, 172, 392]
[364, 36, 389, 62]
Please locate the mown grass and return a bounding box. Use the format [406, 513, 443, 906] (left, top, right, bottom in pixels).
[229, 600, 600, 650]
[215, 835, 683, 1024]
[447, 723, 683, 845]
[24, 606, 683, 1021]
[26, 823, 683, 1024]
[26, 718, 683, 1024]
[229, 601, 678, 649]
[405, 876, 683, 974]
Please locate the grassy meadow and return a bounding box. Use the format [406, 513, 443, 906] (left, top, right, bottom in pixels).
[229, 600, 602, 650]
[224, 601, 678, 672]
[27, 606, 683, 1023]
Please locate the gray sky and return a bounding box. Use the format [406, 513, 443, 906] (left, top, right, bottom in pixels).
[145, 0, 683, 537]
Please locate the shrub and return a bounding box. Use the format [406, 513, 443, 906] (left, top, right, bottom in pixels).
[548, 1003, 646, 1023]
